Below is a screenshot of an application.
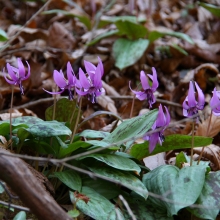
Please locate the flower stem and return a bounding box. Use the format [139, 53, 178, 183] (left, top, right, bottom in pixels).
[9, 86, 14, 150]
[190, 121, 195, 166]
[70, 98, 82, 144]
[197, 112, 213, 164]
[129, 95, 135, 118]
[52, 95, 56, 120]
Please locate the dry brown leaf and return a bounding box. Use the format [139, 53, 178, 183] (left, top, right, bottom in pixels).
[102, 80, 120, 97]
[194, 144, 220, 171]
[96, 95, 118, 114]
[196, 114, 220, 138]
[48, 22, 76, 50]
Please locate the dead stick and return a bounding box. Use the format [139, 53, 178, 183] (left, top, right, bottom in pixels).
[0, 148, 72, 220]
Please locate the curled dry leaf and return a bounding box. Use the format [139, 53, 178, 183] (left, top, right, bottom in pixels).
[102, 80, 120, 97]
[96, 95, 118, 114]
[196, 114, 220, 138]
[194, 144, 220, 171]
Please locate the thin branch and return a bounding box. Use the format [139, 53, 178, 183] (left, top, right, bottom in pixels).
[0, 0, 53, 54]
[0, 200, 30, 212]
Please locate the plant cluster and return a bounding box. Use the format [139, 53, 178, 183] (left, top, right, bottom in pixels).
[0, 57, 219, 220]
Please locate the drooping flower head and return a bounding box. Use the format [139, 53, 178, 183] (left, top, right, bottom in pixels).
[210, 87, 220, 116]
[4, 58, 30, 95]
[44, 62, 77, 100]
[129, 67, 159, 108]
[76, 57, 105, 103]
[182, 81, 205, 118]
[143, 104, 170, 153]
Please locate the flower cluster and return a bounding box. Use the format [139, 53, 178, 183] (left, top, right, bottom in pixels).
[44, 57, 105, 103]
[130, 68, 170, 151]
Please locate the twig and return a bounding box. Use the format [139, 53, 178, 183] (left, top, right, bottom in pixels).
[0, 200, 30, 212]
[0, 0, 53, 54]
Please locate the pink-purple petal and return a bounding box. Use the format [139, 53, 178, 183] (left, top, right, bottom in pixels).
[187, 81, 197, 107]
[17, 58, 26, 78]
[43, 88, 64, 95]
[79, 68, 91, 89]
[151, 67, 159, 90]
[195, 82, 205, 110]
[140, 71, 150, 90]
[53, 70, 67, 88]
[22, 61, 31, 80]
[6, 64, 18, 82]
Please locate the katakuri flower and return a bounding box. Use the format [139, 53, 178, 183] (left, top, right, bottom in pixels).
[210, 87, 220, 116]
[76, 57, 105, 103]
[129, 67, 159, 108]
[182, 81, 205, 118]
[143, 104, 170, 153]
[4, 58, 30, 95]
[44, 62, 77, 100]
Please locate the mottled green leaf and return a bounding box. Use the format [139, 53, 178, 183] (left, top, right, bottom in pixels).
[45, 98, 81, 130]
[13, 211, 26, 220]
[82, 177, 120, 199]
[25, 120, 71, 137]
[189, 171, 220, 220]
[115, 20, 148, 39]
[70, 187, 124, 220]
[112, 38, 149, 70]
[79, 154, 141, 173]
[79, 130, 110, 139]
[104, 109, 158, 144]
[90, 166, 148, 199]
[143, 165, 206, 216]
[54, 170, 82, 192]
[130, 135, 213, 160]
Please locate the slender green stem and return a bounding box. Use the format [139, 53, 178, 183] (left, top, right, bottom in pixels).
[129, 95, 135, 118]
[52, 86, 58, 120]
[197, 112, 213, 164]
[9, 86, 14, 150]
[70, 98, 82, 144]
[190, 121, 195, 166]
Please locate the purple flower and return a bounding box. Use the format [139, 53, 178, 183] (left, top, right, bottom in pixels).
[182, 81, 205, 118]
[129, 67, 159, 108]
[4, 58, 30, 95]
[143, 104, 170, 153]
[76, 57, 105, 103]
[44, 62, 77, 100]
[210, 87, 220, 116]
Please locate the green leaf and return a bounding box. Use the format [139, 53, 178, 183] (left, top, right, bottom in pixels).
[199, 2, 220, 17]
[17, 128, 32, 142]
[25, 120, 72, 137]
[58, 141, 91, 158]
[0, 123, 10, 136]
[90, 166, 148, 199]
[112, 38, 149, 70]
[130, 135, 213, 160]
[42, 9, 91, 29]
[70, 187, 124, 220]
[104, 109, 158, 144]
[189, 171, 220, 220]
[171, 44, 188, 56]
[68, 209, 80, 218]
[79, 130, 110, 139]
[54, 170, 82, 192]
[12, 116, 44, 125]
[102, 15, 138, 23]
[0, 183, 4, 194]
[115, 20, 148, 39]
[122, 192, 174, 220]
[0, 29, 8, 42]
[143, 165, 206, 216]
[79, 154, 141, 173]
[149, 30, 194, 44]
[13, 211, 26, 220]
[45, 98, 81, 131]
[88, 30, 119, 45]
[83, 177, 120, 199]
